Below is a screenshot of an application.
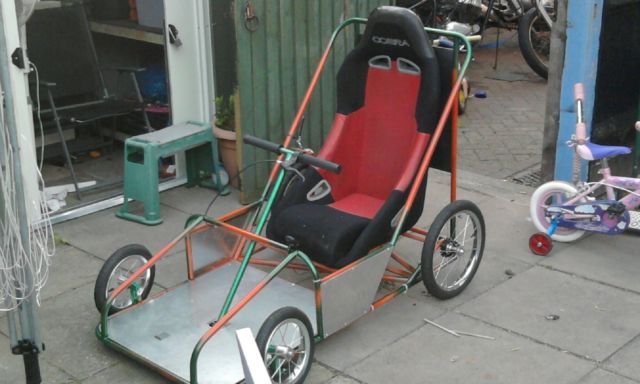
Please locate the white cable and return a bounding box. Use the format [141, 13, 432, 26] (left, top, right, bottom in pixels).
[29, 62, 45, 170]
[0, 68, 55, 312]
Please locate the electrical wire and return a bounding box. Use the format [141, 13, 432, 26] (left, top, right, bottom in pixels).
[30, 62, 46, 171]
[0, 70, 55, 312]
[205, 159, 278, 216]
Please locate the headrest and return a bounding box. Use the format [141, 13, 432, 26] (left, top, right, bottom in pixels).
[356, 6, 436, 66]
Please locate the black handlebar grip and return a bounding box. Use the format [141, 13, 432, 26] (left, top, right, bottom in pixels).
[243, 134, 282, 154]
[298, 152, 342, 174]
[243, 134, 341, 174]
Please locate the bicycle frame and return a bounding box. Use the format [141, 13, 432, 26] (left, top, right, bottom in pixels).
[566, 159, 640, 210]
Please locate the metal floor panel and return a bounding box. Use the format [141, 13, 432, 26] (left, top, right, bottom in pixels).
[107, 262, 316, 383]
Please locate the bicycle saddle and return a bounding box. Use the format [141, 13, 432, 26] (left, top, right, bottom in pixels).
[576, 141, 631, 161]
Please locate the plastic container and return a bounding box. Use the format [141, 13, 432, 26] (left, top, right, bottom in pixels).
[135, 0, 164, 30]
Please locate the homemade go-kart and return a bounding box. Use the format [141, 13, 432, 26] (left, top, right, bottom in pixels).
[529, 83, 640, 256]
[93, 7, 485, 383]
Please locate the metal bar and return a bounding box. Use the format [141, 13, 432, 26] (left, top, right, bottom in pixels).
[99, 216, 205, 339]
[189, 251, 319, 384]
[0, 1, 44, 377]
[391, 29, 474, 244]
[129, 71, 152, 131]
[401, 231, 426, 242]
[46, 89, 81, 199]
[410, 227, 428, 236]
[450, 63, 459, 203]
[385, 266, 412, 277]
[204, 218, 289, 252]
[216, 158, 290, 318]
[390, 253, 416, 273]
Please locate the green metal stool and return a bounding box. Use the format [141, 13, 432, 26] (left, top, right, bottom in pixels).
[117, 121, 229, 225]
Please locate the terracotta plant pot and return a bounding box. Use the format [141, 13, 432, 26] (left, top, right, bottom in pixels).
[213, 126, 239, 188]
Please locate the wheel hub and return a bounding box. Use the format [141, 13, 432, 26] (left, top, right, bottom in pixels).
[441, 239, 463, 258]
[274, 345, 294, 361]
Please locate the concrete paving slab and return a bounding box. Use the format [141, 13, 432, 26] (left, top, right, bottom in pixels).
[160, 185, 242, 217]
[459, 266, 640, 361]
[475, 194, 570, 265]
[577, 369, 639, 384]
[407, 254, 533, 310]
[346, 312, 594, 384]
[0, 334, 75, 384]
[54, 205, 191, 261]
[325, 375, 361, 384]
[306, 363, 337, 384]
[79, 360, 170, 384]
[315, 294, 445, 372]
[17, 283, 120, 380]
[605, 336, 640, 381]
[42, 245, 103, 303]
[540, 233, 640, 293]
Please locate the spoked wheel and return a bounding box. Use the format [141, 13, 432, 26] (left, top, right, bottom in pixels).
[256, 307, 314, 384]
[530, 181, 585, 242]
[421, 200, 485, 299]
[529, 232, 553, 256]
[94, 244, 155, 315]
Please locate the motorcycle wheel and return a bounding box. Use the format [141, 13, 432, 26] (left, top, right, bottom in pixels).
[518, 8, 551, 80]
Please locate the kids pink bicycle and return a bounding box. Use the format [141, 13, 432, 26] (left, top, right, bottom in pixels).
[529, 83, 640, 255]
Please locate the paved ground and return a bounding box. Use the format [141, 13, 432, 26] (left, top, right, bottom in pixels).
[458, 31, 547, 180]
[3, 168, 640, 384]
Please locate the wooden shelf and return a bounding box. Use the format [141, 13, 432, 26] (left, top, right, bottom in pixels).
[90, 20, 164, 45]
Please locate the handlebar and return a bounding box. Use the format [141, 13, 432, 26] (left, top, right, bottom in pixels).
[243, 134, 342, 174]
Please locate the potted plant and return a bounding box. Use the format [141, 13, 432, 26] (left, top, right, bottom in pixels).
[213, 94, 240, 188]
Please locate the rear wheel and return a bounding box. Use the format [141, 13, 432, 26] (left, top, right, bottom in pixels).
[256, 307, 314, 384]
[530, 181, 585, 242]
[421, 200, 485, 299]
[94, 244, 155, 315]
[518, 8, 551, 79]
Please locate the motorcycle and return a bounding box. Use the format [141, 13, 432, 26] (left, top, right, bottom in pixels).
[398, 0, 555, 79]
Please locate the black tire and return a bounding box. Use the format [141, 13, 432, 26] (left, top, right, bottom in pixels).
[256, 307, 314, 384]
[518, 8, 551, 80]
[94, 244, 155, 315]
[421, 200, 485, 299]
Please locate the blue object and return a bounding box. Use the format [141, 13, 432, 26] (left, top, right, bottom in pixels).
[136, 63, 168, 103]
[582, 142, 631, 160]
[555, 0, 605, 182]
[473, 91, 487, 98]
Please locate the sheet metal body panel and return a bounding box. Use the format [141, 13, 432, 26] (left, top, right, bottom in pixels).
[320, 247, 393, 337]
[107, 262, 316, 383]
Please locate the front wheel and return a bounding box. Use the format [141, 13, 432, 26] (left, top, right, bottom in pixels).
[421, 200, 485, 300]
[518, 8, 551, 79]
[256, 307, 314, 384]
[529, 181, 585, 242]
[94, 244, 155, 315]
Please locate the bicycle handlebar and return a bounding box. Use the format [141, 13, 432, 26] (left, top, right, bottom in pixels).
[243, 134, 342, 174]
